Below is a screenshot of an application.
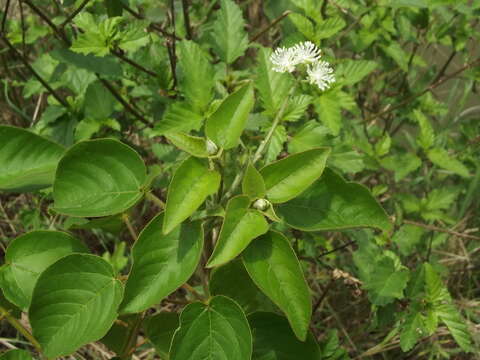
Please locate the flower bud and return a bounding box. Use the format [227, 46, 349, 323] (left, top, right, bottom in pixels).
[206, 139, 219, 155]
[253, 198, 269, 211]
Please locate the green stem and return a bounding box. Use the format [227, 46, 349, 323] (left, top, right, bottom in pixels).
[0, 306, 42, 353]
[145, 192, 165, 209]
[121, 313, 144, 360]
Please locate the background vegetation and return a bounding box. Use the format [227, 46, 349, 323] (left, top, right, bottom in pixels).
[0, 0, 479, 359]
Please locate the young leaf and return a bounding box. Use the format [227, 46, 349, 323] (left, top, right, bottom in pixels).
[255, 47, 293, 115]
[436, 304, 473, 352]
[206, 83, 255, 150]
[0, 125, 64, 192]
[260, 148, 330, 203]
[121, 213, 203, 313]
[400, 312, 424, 352]
[166, 132, 211, 158]
[243, 231, 312, 341]
[414, 110, 434, 150]
[0, 231, 88, 310]
[207, 196, 269, 268]
[276, 168, 392, 232]
[144, 313, 180, 358]
[153, 101, 204, 135]
[163, 157, 221, 234]
[427, 148, 470, 178]
[265, 125, 287, 163]
[29, 254, 123, 358]
[169, 296, 252, 360]
[177, 41, 214, 112]
[209, 260, 276, 314]
[84, 81, 116, 120]
[315, 91, 342, 136]
[211, 0, 249, 64]
[53, 139, 147, 217]
[249, 312, 321, 360]
[242, 164, 266, 199]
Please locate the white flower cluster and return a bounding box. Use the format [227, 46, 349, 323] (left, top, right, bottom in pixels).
[269, 41, 335, 91]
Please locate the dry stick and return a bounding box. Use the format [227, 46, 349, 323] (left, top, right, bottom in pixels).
[1, 0, 11, 32]
[404, 219, 480, 240]
[60, 0, 91, 27]
[1, 35, 70, 108]
[0, 306, 42, 353]
[18, 0, 26, 54]
[250, 10, 291, 43]
[181, 0, 192, 39]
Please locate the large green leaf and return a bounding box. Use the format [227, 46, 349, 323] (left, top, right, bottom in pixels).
[144, 312, 180, 358]
[83, 81, 116, 120]
[0, 231, 88, 310]
[249, 312, 321, 360]
[276, 168, 392, 232]
[53, 139, 147, 217]
[169, 295, 252, 360]
[243, 231, 312, 341]
[163, 156, 221, 234]
[121, 213, 203, 313]
[0, 125, 65, 192]
[0, 349, 33, 360]
[177, 41, 214, 112]
[242, 164, 266, 199]
[211, 0, 249, 64]
[29, 254, 123, 358]
[206, 83, 254, 150]
[260, 148, 330, 204]
[207, 196, 269, 268]
[209, 260, 276, 314]
[255, 47, 292, 115]
[427, 148, 470, 178]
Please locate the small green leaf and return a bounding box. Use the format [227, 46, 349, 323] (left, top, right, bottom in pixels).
[249, 312, 321, 360]
[414, 110, 435, 150]
[0, 349, 33, 360]
[243, 231, 312, 341]
[154, 102, 204, 135]
[84, 81, 116, 120]
[393, 224, 424, 256]
[206, 83, 254, 150]
[0, 231, 88, 310]
[166, 132, 211, 158]
[315, 17, 346, 40]
[53, 139, 147, 217]
[427, 148, 470, 178]
[163, 157, 220, 234]
[315, 91, 342, 136]
[400, 312, 424, 352]
[169, 296, 252, 360]
[211, 0, 249, 64]
[117, 22, 149, 53]
[436, 304, 473, 352]
[336, 59, 378, 85]
[265, 125, 287, 163]
[260, 148, 330, 204]
[0, 125, 64, 192]
[242, 164, 266, 199]
[207, 196, 269, 268]
[144, 312, 180, 358]
[121, 213, 203, 313]
[276, 168, 392, 232]
[29, 254, 123, 358]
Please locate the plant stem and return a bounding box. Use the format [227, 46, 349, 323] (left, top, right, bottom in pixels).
[0, 306, 42, 353]
[120, 313, 144, 360]
[145, 192, 165, 209]
[60, 0, 91, 27]
[122, 213, 138, 242]
[181, 283, 205, 301]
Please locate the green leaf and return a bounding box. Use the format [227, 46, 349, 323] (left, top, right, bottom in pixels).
[260, 148, 330, 204]
[0, 231, 88, 310]
[177, 41, 215, 112]
[414, 110, 435, 150]
[169, 295, 252, 360]
[0, 125, 65, 192]
[288, 13, 315, 40]
[51, 48, 123, 78]
[436, 304, 473, 352]
[163, 157, 221, 234]
[243, 231, 312, 341]
[255, 47, 293, 115]
[276, 168, 392, 232]
[211, 0, 249, 64]
[121, 213, 203, 313]
[166, 132, 211, 158]
[382, 43, 409, 72]
[288, 121, 330, 154]
[0, 349, 33, 360]
[154, 102, 204, 135]
[265, 125, 287, 163]
[249, 312, 321, 360]
[84, 81, 116, 120]
[315, 17, 346, 40]
[210, 260, 276, 314]
[427, 148, 470, 178]
[400, 312, 424, 352]
[282, 95, 312, 122]
[53, 139, 147, 217]
[242, 164, 266, 199]
[393, 224, 424, 256]
[381, 152, 421, 181]
[316, 91, 342, 136]
[207, 196, 269, 268]
[362, 257, 410, 305]
[144, 312, 180, 358]
[206, 83, 255, 150]
[117, 22, 149, 53]
[336, 60, 378, 85]
[29, 254, 123, 358]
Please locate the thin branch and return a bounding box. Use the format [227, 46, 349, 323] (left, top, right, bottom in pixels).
[181, 0, 192, 39]
[1, 0, 11, 33]
[122, 213, 138, 242]
[167, 0, 177, 89]
[22, 0, 70, 44]
[404, 220, 480, 240]
[60, 0, 91, 27]
[250, 10, 292, 43]
[1, 34, 70, 108]
[145, 192, 165, 209]
[111, 49, 158, 77]
[0, 306, 42, 353]
[318, 240, 357, 258]
[432, 50, 456, 84]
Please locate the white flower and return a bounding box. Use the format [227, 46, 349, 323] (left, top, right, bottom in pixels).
[270, 46, 298, 73]
[292, 41, 321, 64]
[306, 61, 335, 91]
